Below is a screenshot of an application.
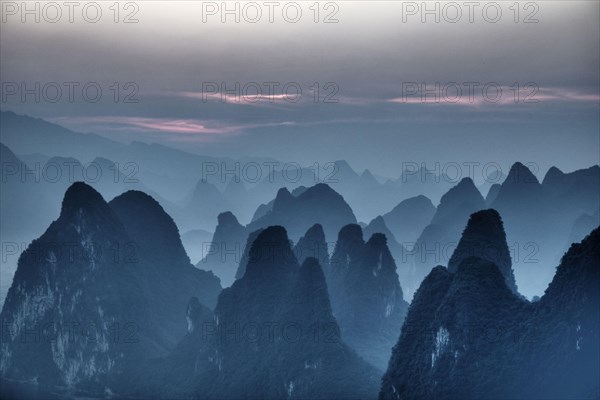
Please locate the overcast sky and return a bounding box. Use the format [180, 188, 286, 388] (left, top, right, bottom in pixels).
[1, 0, 598, 178]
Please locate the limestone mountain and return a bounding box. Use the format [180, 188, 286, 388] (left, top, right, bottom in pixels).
[196, 211, 247, 287]
[380, 226, 599, 399]
[294, 223, 330, 268]
[0, 183, 221, 393]
[408, 178, 486, 298]
[363, 216, 410, 295]
[248, 183, 357, 242]
[1, 183, 153, 391]
[328, 224, 409, 370]
[381, 195, 436, 246]
[234, 228, 265, 281]
[196, 226, 380, 399]
[448, 209, 519, 295]
[491, 163, 599, 297]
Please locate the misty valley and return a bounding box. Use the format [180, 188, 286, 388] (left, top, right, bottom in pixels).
[0, 111, 598, 399]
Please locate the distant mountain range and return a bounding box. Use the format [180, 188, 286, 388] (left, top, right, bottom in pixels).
[3, 127, 598, 302]
[1, 110, 599, 399]
[1, 177, 598, 399]
[2, 111, 516, 231]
